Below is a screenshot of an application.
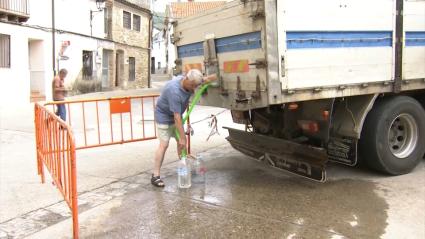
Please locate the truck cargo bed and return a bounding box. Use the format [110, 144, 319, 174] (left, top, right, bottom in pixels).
[173, 0, 425, 110]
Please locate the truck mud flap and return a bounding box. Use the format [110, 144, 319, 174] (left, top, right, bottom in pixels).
[327, 137, 358, 166]
[225, 128, 328, 182]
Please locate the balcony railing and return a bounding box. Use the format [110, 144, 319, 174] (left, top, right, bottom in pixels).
[0, 0, 29, 22]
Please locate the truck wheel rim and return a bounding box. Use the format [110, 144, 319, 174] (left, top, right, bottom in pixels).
[388, 113, 418, 159]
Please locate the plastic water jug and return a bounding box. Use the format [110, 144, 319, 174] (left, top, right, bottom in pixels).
[192, 154, 206, 184]
[177, 157, 191, 188]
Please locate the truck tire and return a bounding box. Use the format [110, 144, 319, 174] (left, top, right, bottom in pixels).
[359, 96, 425, 175]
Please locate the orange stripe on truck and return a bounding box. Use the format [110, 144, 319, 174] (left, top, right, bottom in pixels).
[223, 60, 249, 73]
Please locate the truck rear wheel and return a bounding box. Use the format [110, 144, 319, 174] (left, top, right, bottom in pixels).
[359, 96, 425, 175]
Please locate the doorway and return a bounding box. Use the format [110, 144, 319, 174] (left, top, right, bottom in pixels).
[28, 39, 45, 102]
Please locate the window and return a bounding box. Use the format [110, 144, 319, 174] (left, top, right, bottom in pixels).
[0, 34, 10, 68]
[133, 14, 141, 31]
[82, 51, 93, 78]
[123, 11, 131, 29]
[128, 57, 135, 81]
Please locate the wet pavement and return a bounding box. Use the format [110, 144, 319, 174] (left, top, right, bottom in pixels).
[27, 144, 425, 239]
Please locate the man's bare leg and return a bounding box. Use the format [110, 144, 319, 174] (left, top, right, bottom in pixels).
[153, 140, 169, 177]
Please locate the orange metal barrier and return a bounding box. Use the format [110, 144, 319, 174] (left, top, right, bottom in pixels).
[44, 95, 160, 150]
[34, 103, 79, 238]
[35, 94, 192, 239]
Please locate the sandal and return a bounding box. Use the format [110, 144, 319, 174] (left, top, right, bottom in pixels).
[151, 175, 165, 187]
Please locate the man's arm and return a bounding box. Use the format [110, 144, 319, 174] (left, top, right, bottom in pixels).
[53, 77, 67, 92]
[174, 112, 186, 149]
[202, 73, 218, 84]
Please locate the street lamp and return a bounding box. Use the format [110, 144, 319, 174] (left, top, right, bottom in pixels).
[95, 0, 106, 10]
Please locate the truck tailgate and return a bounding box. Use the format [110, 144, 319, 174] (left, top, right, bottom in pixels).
[173, 1, 270, 110]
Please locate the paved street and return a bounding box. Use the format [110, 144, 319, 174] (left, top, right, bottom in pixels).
[0, 78, 424, 238]
[28, 147, 425, 239]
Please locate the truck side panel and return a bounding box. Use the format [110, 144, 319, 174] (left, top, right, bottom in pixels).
[404, 0, 425, 80]
[278, 0, 395, 90]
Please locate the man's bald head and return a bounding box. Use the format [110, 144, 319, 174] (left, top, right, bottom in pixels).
[186, 69, 203, 85]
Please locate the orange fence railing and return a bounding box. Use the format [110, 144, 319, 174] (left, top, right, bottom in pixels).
[44, 95, 160, 150]
[35, 94, 192, 239]
[34, 103, 79, 238]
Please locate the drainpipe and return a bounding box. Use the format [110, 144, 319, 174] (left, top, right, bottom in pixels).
[52, 0, 56, 76]
[164, 17, 169, 75]
[147, 11, 153, 88]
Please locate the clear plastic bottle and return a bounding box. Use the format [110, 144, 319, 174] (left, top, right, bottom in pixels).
[192, 154, 206, 184]
[177, 157, 191, 188]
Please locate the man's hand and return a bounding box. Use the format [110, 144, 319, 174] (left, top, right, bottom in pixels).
[174, 112, 186, 153]
[178, 137, 187, 151]
[203, 74, 218, 84]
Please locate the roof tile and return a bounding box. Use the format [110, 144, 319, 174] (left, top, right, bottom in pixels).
[170, 1, 226, 19]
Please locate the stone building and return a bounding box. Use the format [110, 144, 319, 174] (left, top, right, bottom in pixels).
[104, 0, 152, 89]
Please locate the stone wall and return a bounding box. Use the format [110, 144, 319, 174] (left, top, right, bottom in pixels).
[125, 46, 149, 88]
[109, 1, 151, 90]
[104, 46, 149, 89]
[112, 1, 150, 48]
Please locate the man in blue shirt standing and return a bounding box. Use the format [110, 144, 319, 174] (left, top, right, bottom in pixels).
[152, 69, 217, 187]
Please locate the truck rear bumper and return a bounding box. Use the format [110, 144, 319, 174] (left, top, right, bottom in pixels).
[225, 127, 328, 182]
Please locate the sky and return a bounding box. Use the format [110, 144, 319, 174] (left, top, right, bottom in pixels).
[152, 0, 168, 13]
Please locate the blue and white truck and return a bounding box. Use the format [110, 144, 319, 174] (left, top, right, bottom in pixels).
[172, 0, 425, 181]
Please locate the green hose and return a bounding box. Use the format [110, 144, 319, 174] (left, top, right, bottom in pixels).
[175, 83, 211, 158]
